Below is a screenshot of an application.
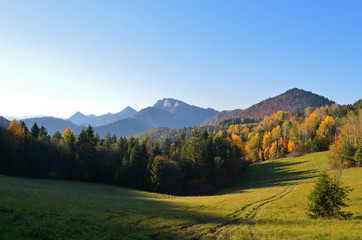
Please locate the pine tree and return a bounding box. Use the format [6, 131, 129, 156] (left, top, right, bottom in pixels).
[339, 140, 356, 166]
[307, 172, 352, 218]
[30, 123, 40, 138]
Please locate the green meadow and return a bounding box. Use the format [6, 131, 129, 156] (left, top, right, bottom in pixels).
[0, 151, 361, 240]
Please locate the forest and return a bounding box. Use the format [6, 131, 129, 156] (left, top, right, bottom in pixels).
[0, 100, 361, 196]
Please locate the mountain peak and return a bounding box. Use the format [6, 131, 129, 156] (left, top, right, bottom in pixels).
[120, 106, 136, 112]
[153, 98, 218, 126]
[70, 111, 85, 118]
[154, 98, 183, 111]
[117, 106, 137, 116]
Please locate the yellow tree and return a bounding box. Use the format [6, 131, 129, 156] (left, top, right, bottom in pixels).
[227, 124, 241, 135]
[304, 112, 320, 140]
[262, 131, 272, 160]
[263, 146, 270, 160]
[5, 120, 26, 151]
[231, 134, 246, 157]
[316, 116, 336, 143]
[262, 131, 272, 149]
[271, 125, 282, 141]
[246, 133, 262, 162]
[269, 141, 278, 159]
[62, 127, 76, 159]
[288, 121, 303, 153]
[275, 111, 285, 122]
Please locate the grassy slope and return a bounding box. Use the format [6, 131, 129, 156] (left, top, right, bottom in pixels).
[0, 151, 361, 240]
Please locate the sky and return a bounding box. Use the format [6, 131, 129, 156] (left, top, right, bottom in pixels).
[0, 0, 361, 119]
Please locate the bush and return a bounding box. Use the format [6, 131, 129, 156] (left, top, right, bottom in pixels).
[307, 172, 352, 218]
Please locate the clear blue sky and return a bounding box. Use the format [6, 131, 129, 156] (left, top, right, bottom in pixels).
[0, 0, 361, 118]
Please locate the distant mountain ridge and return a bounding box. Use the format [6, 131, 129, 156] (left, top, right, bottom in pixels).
[202, 88, 335, 125]
[18, 99, 218, 137]
[13, 89, 335, 137]
[68, 106, 137, 127]
[93, 100, 218, 137]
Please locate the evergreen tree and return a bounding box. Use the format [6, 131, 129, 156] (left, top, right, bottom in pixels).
[77, 127, 97, 181]
[339, 140, 356, 166]
[147, 155, 165, 192]
[30, 123, 40, 138]
[52, 131, 62, 142]
[104, 131, 112, 147]
[307, 172, 352, 218]
[38, 126, 51, 142]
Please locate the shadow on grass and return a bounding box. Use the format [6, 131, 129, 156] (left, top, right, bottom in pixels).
[0, 153, 323, 240]
[218, 158, 317, 194]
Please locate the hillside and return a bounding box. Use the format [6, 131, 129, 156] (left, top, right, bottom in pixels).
[202, 88, 335, 125]
[0, 116, 10, 131]
[93, 107, 194, 137]
[22, 117, 80, 136]
[92, 116, 148, 137]
[1, 151, 360, 239]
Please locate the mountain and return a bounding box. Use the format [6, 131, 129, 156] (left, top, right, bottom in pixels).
[93, 107, 195, 137]
[133, 107, 193, 129]
[93, 118, 148, 138]
[68, 106, 137, 127]
[0, 116, 10, 131]
[22, 117, 80, 136]
[202, 88, 335, 125]
[154, 98, 219, 126]
[16, 99, 217, 138]
[117, 106, 138, 119]
[68, 111, 88, 125]
[92, 100, 218, 138]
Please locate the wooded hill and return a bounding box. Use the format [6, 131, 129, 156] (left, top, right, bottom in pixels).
[202, 88, 335, 125]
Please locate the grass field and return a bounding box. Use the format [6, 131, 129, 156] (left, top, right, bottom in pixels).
[0, 151, 361, 239]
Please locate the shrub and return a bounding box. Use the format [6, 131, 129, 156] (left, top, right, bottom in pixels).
[307, 172, 352, 218]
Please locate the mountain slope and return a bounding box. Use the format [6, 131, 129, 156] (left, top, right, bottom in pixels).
[68, 111, 88, 125]
[202, 88, 335, 125]
[0, 116, 10, 131]
[94, 107, 194, 137]
[154, 98, 218, 126]
[68, 106, 137, 127]
[93, 100, 217, 137]
[133, 107, 193, 129]
[93, 117, 148, 137]
[22, 117, 80, 135]
[116, 106, 137, 119]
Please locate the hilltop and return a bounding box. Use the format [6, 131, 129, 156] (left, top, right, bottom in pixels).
[202, 88, 335, 125]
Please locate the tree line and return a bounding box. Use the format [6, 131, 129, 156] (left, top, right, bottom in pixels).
[142, 100, 362, 168]
[0, 122, 246, 195]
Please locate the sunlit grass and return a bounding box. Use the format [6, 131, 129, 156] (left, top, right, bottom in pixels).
[0, 151, 361, 239]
